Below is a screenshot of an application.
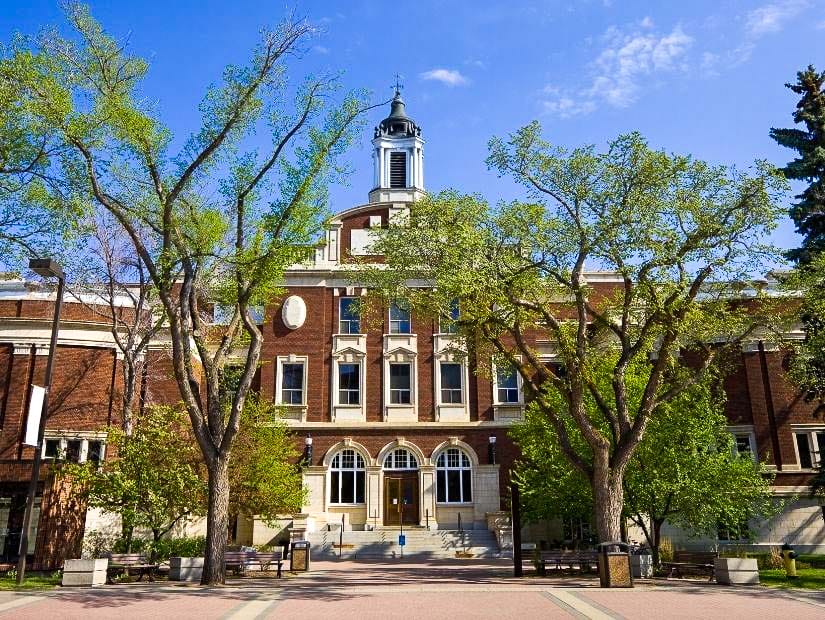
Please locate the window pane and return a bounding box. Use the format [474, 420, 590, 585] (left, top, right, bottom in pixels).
[44, 439, 60, 458]
[390, 302, 411, 334]
[87, 441, 103, 464]
[339, 364, 360, 405]
[282, 363, 304, 404]
[462, 469, 472, 502]
[341, 471, 355, 503]
[331, 471, 340, 503]
[390, 364, 411, 404]
[816, 432, 825, 464]
[497, 367, 519, 403]
[356, 471, 365, 503]
[735, 435, 752, 455]
[340, 298, 360, 334]
[447, 470, 461, 503]
[437, 470, 446, 502]
[797, 433, 813, 469]
[66, 440, 82, 463]
[441, 363, 461, 389]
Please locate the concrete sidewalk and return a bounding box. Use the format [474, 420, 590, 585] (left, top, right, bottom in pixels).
[1, 558, 823, 619]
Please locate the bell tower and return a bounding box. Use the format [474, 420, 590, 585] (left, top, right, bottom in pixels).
[368, 84, 424, 204]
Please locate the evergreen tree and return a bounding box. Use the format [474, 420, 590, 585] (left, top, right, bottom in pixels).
[770, 65, 825, 264]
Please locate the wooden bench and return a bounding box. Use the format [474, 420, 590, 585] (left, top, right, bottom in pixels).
[662, 551, 717, 580]
[106, 553, 159, 583]
[224, 550, 284, 578]
[537, 550, 599, 576]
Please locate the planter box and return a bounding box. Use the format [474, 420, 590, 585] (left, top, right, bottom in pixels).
[62, 558, 108, 587]
[169, 557, 204, 582]
[631, 554, 653, 578]
[714, 558, 759, 585]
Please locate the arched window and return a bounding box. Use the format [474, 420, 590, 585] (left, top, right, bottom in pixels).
[435, 448, 472, 503]
[330, 449, 366, 504]
[383, 448, 419, 470]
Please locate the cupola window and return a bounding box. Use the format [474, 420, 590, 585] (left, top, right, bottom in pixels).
[390, 152, 406, 188]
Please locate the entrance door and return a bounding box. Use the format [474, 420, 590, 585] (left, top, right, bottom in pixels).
[383, 473, 418, 526]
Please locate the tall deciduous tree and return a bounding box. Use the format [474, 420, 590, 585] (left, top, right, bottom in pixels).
[512, 359, 776, 566]
[361, 127, 784, 543]
[770, 65, 825, 265]
[0, 3, 371, 583]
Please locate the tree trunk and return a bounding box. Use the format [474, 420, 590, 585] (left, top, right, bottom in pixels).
[122, 521, 134, 553]
[651, 519, 663, 568]
[121, 360, 136, 436]
[201, 456, 230, 585]
[591, 466, 624, 543]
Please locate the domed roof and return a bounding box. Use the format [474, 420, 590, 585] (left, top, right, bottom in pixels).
[375, 90, 421, 139]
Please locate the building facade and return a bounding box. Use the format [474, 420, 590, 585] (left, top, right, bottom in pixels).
[1, 94, 825, 569]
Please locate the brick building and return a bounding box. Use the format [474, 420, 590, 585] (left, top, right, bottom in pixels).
[1, 94, 824, 569]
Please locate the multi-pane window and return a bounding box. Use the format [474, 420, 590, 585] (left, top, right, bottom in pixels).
[383, 448, 418, 470]
[339, 298, 361, 334]
[338, 364, 360, 405]
[389, 363, 412, 404]
[440, 362, 463, 404]
[496, 366, 520, 403]
[440, 300, 460, 334]
[389, 302, 411, 334]
[794, 429, 825, 469]
[436, 448, 472, 503]
[44, 439, 61, 459]
[281, 363, 305, 405]
[42, 437, 104, 464]
[87, 440, 104, 465]
[329, 449, 366, 504]
[733, 434, 754, 456]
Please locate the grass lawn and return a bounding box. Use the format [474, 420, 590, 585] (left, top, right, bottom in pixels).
[0, 573, 61, 591]
[760, 568, 825, 590]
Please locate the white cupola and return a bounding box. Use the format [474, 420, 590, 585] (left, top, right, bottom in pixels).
[368, 88, 425, 204]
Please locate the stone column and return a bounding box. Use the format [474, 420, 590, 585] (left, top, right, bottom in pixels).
[419, 465, 438, 529]
[366, 466, 382, 530]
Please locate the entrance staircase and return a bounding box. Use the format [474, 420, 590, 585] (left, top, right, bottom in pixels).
[306, 527, 501, 560]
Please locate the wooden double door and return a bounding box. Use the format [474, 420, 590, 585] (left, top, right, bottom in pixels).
[383, 472, 419, 526]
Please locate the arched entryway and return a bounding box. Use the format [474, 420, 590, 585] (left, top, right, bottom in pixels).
[382, 448, 419, 526]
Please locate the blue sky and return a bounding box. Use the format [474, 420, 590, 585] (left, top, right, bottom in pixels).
[2, 0, 824, 251]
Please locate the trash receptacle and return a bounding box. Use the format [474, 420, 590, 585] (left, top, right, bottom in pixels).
[290, 540, 311, 572]
[597, 541, 633, 588]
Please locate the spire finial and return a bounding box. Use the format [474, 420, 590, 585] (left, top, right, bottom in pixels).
[392, 73, 403, 97]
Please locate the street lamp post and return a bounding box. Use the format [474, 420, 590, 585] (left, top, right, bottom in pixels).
[16, 258, 65, 585]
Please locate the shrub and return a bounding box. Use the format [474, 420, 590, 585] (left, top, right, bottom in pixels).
[150, 536, 205, 561]
[659, 537, 674, 563]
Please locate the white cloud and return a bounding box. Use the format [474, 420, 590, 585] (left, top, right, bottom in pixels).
[745, 0, 810, 37]
[312, 45, 329, 55]
[639, 16, 654, 29]
[542, 22, 693, 118]
[419, 68, 469, 86]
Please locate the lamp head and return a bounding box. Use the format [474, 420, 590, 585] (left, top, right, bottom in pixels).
[29, 258, 64, 280]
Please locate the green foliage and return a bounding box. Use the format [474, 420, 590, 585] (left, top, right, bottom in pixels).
[228, 396, 306, 525]
[770, 65, 825, 265]
[111, 536, 205, 562]
[63, 406, 207, 547]
[783, 256, 825, 404]
[512, 356, 776, 558]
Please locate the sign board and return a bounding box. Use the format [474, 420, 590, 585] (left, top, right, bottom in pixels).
[24, 385, 45, 447]
[398, 535, 406, 547]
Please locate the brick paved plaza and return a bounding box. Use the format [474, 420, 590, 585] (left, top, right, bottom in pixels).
[0, 559, 823, 619]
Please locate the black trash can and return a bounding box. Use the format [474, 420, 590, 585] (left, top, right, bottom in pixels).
[597, 541, 633, 588]
[290, 540, 311, 572]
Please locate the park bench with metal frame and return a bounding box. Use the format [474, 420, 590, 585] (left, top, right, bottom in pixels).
[224, 550, 284, 578]
[661, 550, 717, 580]
[536, 550, 599, 576]
[106, 553, 159, 583]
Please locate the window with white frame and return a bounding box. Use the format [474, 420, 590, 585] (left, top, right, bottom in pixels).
[42, 436, 105, 464]
[329, 449, 366, 504]
[440, 300, 460, 334]
[280, 362, 305, 405]
[389, 301, 411, 334]
[338, 363, 361, 405]
[436, 448, 472, 503]
[440, 362, 463, 404]
[383, 448, 418, 470]
[389, 363, 412, 404]
[794, 429, 825, 469]
[732, 433, 756, 457]
[339, 297, 361, 334]
[496, 365, 521, 404]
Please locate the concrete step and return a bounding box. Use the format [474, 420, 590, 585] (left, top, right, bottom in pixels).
[305, 528, 501, 560]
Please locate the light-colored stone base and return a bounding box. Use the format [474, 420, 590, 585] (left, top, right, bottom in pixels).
[62, 558, 108, 587]
[169, 557, 203, 582]
[715, 558, 760, 585]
